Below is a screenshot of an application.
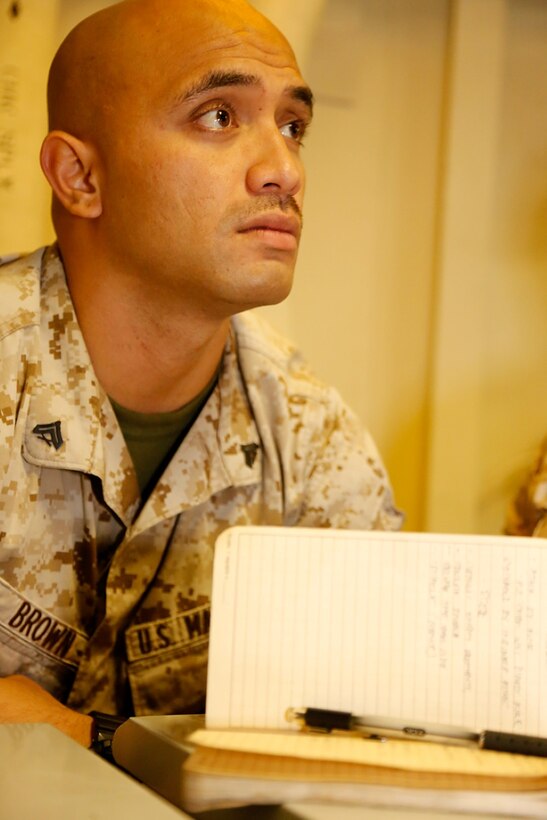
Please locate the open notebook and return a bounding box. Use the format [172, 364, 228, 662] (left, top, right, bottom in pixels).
[113, 714, 547, 816]
[113, 526, 547, 815]
[206, 527, 547, 735]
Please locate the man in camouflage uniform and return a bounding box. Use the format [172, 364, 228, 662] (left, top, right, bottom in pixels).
[0, 0, 401, 747]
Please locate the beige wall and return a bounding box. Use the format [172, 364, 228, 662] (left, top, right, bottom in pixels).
[425, 0, 547, 534]
[0, 0, 57, 250]
[1, 0, 545, 535]
[261, 0, 547, 535]
[278, 0, 449, 533]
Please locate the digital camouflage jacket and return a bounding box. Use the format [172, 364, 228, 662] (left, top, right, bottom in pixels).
[0, 246, 402, 715]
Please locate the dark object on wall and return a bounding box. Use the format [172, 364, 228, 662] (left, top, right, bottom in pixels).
[506, 438, 547, 537]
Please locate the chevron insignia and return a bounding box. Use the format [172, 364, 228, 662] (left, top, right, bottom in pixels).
[32, 421, 64, 451]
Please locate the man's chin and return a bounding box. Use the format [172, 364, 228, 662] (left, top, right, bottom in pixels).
[225, 277, 294, 316]
[252, 270, 294, 307]
[208, 255, 295, 315]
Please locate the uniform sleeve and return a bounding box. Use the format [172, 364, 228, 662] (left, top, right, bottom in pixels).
[0, 252, 42, 477]
[296, 391, 404, 531]
[0, 334, 27, 471]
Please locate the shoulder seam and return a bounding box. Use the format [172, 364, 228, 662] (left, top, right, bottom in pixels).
[0, 248, 43, 341]
[232, 314, 338, 406]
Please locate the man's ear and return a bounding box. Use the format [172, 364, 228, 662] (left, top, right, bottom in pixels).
[40, 131, 102, 218]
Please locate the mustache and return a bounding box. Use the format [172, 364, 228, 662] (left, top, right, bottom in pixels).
[236, 195, 302, 225]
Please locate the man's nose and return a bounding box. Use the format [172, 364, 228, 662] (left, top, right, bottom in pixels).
[245, 126, 304, 198]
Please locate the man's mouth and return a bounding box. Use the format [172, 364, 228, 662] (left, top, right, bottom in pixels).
[238, 212, 301, 251]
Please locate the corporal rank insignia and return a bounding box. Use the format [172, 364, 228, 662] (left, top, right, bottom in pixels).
[32, 421, 64, 450]
[241, 442, 259, 468]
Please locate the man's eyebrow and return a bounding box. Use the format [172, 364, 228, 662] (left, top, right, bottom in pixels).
[181, 70, 260, 102]
[289, 85, 314, 115]
[174, 69, 314, 116]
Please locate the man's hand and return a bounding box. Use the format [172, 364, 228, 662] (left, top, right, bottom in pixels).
[0, 674, 93, 747]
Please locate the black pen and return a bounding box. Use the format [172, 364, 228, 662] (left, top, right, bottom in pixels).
[286, 707, 547, 758]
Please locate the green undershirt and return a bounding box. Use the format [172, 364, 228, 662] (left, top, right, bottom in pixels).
[110, 373, 218, 502]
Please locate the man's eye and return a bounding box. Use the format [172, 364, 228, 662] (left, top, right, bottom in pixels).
[198, 108, 233, 130]
[279, 120, 307, 144]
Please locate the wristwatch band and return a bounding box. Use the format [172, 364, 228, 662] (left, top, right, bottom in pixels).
[89, 711, 127, 762]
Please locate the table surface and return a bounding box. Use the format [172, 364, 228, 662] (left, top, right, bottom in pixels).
[0, 723, 185, 820]
[0, 722, 537, 820]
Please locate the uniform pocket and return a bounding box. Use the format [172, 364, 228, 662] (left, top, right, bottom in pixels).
[126, 636, 208, 715]
[125, 603, 210, 714]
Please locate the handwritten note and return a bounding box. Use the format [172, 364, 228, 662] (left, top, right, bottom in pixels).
[206, 527, 547, 735]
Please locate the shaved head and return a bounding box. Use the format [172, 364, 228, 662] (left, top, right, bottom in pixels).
[42, 0, 311, 324]
[47, 0, 296, 139]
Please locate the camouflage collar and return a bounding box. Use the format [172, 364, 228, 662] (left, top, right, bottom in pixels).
[132, 323, 262, 534]
[20, 246, 261, 527]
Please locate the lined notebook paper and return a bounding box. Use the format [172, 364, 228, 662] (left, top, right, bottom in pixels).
[206, 527, 547, 735]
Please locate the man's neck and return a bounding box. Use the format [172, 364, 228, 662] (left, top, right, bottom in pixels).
[60, 248, 230, 414]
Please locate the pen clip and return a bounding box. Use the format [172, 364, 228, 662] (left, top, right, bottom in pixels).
[285, 707, 306, 728]
[286, 707, 354, 733]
